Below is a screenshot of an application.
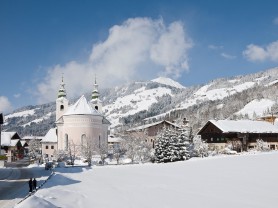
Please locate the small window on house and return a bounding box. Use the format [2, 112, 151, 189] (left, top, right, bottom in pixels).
[95, 106, 98, 110]
[51, 146, 54, 149]
[60, 105, 64, 111]
[145, 139, 147, 142]
[46, 145, 49, 149]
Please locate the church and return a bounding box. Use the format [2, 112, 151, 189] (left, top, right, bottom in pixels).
[42, 76, 110, 159]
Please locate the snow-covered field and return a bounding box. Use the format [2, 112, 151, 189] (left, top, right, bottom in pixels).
[14, 152, 278, 208]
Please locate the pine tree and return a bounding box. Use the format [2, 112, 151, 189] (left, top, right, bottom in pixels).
[154, 127, 189, 163]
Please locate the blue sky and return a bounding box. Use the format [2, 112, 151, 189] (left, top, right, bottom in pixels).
[1, 0, 278, 113]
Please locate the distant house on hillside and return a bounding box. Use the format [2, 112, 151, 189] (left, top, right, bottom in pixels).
[127, 120, 183, 148]
[198, 120, 278, 152]
[1, 132, 24, 162]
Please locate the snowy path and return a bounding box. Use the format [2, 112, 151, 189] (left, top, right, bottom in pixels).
[0, 167, 51, 208]
[15, 152, 278, 208]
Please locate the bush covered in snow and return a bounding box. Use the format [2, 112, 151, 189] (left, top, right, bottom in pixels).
[256, 139, 270, 152]
[192, 136, 208, 157]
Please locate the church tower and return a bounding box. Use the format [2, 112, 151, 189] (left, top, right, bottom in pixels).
[90, 76, 102, 113]
[56, 74, 69, 121]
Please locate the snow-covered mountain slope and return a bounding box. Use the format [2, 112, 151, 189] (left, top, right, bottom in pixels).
[151, 77, 186, 89]
[235, 99, 275, 118]
[103, 86, 173, 127]
[3, 67, 278, 136]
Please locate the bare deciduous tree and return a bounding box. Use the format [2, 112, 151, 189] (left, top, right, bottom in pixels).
[28, 139, 41, 159]
[68, 140, 79, 166]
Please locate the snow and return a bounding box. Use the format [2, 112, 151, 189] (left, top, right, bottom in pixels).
[1, 132, 17, 146]
[4, 109, 36, 120]
[22, 112, 53, 127]
[236, 99, 275, 118]
[15, 152, 278, 208]
[103, 87, 172, 127]
[266, 79, 278, 86]
[179, 81, 256, 109]
[209, 119, 278, 133]
[64, 95, 100, 116]
[151, 77, 186, 89]
[42, 128, 57, 143]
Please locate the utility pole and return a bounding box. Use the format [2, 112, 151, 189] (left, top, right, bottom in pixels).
[0, 113, 3, 155]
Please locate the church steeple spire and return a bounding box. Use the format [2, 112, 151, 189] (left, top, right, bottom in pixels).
[91, 75, 99, 100]
[58, 74, 67, 98]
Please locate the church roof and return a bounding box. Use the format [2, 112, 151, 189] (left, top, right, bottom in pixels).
[64, 95, 101, 116]
[42, 128, 57, 143]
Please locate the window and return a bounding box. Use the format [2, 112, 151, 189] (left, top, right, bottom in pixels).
[46, 145, 49, 149]
[81, 134, 86, 145]
[60, 105, 64, 111]
[95, 106, 98, 110]
[64, 134, 69, 150]
[51, 146, 54, 149]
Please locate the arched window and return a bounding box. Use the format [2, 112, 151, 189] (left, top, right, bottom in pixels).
[64, 134, 68, 150]
[95, 105, 98, 110]
[60, 105, 64, 111]
[81, 134, 86, 146]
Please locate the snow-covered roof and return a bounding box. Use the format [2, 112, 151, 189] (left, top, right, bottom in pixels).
[108, 135, 123, 143]
[64, 95, 101, 116]
[208, 120, 278, 133]
[1, 132, 20, 146]
[128, 120, 181, 131]
[10, 139, 20, 147]
[20, 140, 27, 146]
[21, 136, 44, 140]
[42, 128, 57, 143]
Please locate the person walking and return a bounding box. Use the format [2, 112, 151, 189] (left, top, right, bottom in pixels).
[32, 178, 37, 191]
[28, 178, 33, 193]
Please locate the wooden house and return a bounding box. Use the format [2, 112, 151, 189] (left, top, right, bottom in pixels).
[127, 120, 182, 148]
[198, 120, 278, 152]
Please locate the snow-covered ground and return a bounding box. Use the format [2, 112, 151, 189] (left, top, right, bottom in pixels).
[15, 152, 278, 208]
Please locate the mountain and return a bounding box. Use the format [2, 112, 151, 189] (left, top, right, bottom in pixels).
[3, 67, 278, 136]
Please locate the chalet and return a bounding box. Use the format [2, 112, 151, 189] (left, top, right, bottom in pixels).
[198, 120, 278, 152]
[0, 132, 24, 162]
[127, 120, 182, 148]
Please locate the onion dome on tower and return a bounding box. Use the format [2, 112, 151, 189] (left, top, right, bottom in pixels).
[58, 74, 67, 98]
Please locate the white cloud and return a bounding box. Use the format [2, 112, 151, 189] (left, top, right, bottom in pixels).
[273, 17, 278, 25]
[243, 41, 278, 62]
[208, 44, 223, 50]
[14, 93, 21, 98]
[0, 96, 12, 113]
[221, 53, 236, 60]
[35, 17, 193, 104]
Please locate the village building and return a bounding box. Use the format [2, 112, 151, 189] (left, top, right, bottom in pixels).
[0, 132, 24, 162]
[46, 76, 110, 159]
[127, 120, 183, 148]
[198, 120, 278, 152]
[41, 128, 58, 159]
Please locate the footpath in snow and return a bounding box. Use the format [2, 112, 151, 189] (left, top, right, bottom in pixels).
[15, 152, 278, 208]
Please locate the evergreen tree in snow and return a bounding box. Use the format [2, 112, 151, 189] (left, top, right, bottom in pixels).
[154, 127, 189, 163]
